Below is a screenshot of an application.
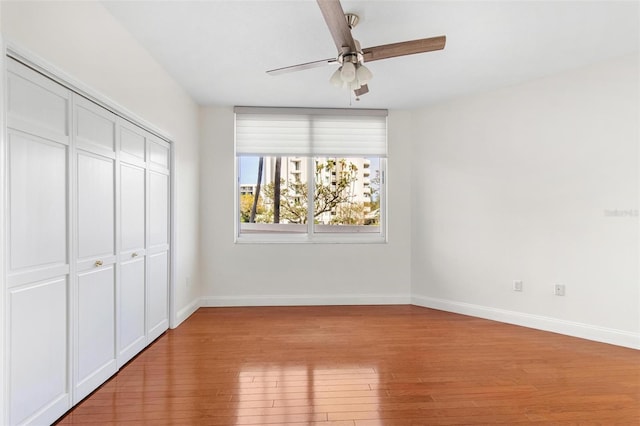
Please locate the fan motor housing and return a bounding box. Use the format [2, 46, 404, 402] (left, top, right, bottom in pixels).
[338, 51, 364, 65]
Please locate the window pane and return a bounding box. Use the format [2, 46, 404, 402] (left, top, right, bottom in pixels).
[238, 155, 383, 238]
[238, 155, 307, 234]
[313, 157, 381, 233]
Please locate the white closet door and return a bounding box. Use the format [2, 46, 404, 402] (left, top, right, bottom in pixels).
[73, 97, 118, 403]
[4, 58, 174, 424]
[6, 59, 72, 426]
[118, 159, 146, 366]
[146, 137, 170, 343]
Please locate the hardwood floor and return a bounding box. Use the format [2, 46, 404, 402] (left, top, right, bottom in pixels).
[56, 305, 639, 425]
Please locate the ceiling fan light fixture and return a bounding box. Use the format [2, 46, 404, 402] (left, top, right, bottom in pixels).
[266, 2, 446, 99]
[356, 63, 373, 84]
[329, 67, 343, 87]
[340, 61, 356, 82]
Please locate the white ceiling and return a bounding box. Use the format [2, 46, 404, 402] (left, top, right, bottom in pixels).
[102, 0, 639, 109]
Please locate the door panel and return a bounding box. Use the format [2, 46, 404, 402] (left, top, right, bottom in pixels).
[7, 59, 70, 144]
[149, 138, 169, 170]
[8, 131, 67, 272]
[149, 171, 169, 248]
[120, 163, 145, 253]
[120, 124, 146, 164]
[77, 152, 115, 260]
[74, 98, 116, 155]
[119, 258, 146, 366]
[147, 251, 169, 343]
[9, 278, 70, 426]
[75, 266, 117, 402]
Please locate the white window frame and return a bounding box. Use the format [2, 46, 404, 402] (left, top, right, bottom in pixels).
[234, 107, 387, 244]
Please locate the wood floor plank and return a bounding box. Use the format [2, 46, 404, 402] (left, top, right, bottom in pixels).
[55, 305, 640, 425]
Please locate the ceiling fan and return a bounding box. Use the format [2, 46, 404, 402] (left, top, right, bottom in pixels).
[266, 0, 446, 99]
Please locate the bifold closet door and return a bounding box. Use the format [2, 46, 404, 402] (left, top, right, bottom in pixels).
[146, 138, 171, 343]
[5, 57, 173, 424]
[73, 96, 118, 403]
[5, 59, 72, 425]
[118, 122, 147, 367]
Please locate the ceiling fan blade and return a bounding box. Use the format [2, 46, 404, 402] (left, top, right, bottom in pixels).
[317, 0, 357, 52]
[267, 58, 338, 76]
[362, 35, 446, 62]
[354, 84, 369, 97]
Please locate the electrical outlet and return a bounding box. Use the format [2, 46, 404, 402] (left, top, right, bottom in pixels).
[513, 280, 523, 292]
[554, 284, 565, 296]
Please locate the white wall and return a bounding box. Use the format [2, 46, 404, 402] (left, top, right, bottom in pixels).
[199, 107, 412, 305]
[1, 0, 201, 324]
[411, 55, 639, 348]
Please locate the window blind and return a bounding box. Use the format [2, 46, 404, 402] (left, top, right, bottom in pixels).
[235, 107, 388, 157]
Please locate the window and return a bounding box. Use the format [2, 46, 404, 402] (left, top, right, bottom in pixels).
[235, 107, 387, 243]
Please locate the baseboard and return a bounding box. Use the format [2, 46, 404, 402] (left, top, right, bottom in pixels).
[173, 297, 201, 328]
[189, 294, 639, 349]
[200, 294, 412, 307]
[412, 295, 640, 350]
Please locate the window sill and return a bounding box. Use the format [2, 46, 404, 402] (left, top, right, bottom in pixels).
[235, 233, 387, 245]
